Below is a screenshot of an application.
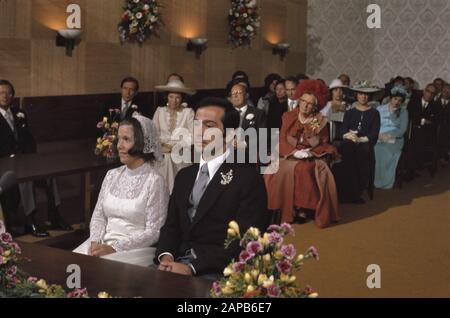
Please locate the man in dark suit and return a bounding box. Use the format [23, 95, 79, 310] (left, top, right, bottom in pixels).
[229, 83, 266, 163]
[0, 80, 70, 237]
[406, 83, 440, 176]
[155, 97, 270, 279]
[100, 77, 147, 122]
[437, 83, 450, 163]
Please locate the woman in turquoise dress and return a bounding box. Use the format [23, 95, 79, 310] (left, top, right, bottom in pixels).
[374, 86, 409, 189]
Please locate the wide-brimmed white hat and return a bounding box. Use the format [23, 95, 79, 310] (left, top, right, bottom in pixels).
[155, 80, 196, 96]
[351, 80, 382, 93]
[329, 79, 348, 90]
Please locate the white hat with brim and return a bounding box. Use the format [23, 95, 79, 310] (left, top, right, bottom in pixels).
[329, 79, 348, 90]
[155, 80, 196, 96]
[350, 80, 382, 94]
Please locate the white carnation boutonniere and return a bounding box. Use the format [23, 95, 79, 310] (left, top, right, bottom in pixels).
[220, 169, 234, 186]
[245, 113, 255, 121]
[16, 112, 25, 119]
[131, 104, 138, 110]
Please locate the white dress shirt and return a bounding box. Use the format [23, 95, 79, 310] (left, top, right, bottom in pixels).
[288, 99, 298, 111]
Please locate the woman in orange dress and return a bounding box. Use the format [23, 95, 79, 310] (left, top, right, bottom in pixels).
[264, 80, 341, 228]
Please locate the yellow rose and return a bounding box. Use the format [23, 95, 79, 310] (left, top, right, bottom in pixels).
[247, 285, 255, 293]
[308, 292, 319, 298]
[36, 279, 48, 290]
[228, 221, 240, 236]
[251, 269, 259, 280]
[248, 227, 260, 238]
[104, 123, 110, 130]
[297, 254, 304, 262]
[102, 117, 108, 123]
[259, 233, 270, 247]
[262, 276, 275, 289]
[97, 292, 110, 298]
[4, 250, 11, 257]
[257, 274, 268, 286]
[223, 266, 233, 277]
[274, 250, 283, 260]
[263, 253, 271, 262]
[244, 273, 252, 283]
[227, 228, 237, 237]
[222, 286, 234, 295]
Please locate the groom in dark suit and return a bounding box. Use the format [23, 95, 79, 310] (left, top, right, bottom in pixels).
[155, 97, 270, 278]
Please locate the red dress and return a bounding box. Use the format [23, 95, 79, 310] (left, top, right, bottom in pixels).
[264, 109, 341, 228]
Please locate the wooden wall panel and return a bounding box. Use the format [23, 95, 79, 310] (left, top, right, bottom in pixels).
[0, 39, 31, 95]
[85, 43, 131, 94]
[1, 0, 307, 97]
[0, 0, 31, 39]
[30, 40, 86, 96]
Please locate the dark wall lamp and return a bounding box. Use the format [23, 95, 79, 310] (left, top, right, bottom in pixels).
[56, 29, 82, 56]
[272, 42, 291, 61]
[186, 38, 208, 59]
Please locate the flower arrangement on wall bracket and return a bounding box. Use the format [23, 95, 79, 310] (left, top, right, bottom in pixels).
[228, 0, 261, 48]
[211, 221, 319, 298]
[118, 0, 163, 45]
[0, 221, 111, 298]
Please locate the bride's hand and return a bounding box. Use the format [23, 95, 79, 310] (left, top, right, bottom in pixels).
[91, 244, 116, 257]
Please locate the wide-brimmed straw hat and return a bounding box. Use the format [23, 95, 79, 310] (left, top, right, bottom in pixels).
[154, 80, 196, 96]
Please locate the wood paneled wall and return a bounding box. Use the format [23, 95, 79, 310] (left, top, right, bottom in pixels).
[0, 0, 307, 97]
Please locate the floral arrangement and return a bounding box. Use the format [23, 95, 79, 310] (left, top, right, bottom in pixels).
[118, 0, 163, 44]
[95, 109, 121, 158]
[0, 221, 111, 298]
[211, 221, 319, 298]
[228, 0, 260, 48]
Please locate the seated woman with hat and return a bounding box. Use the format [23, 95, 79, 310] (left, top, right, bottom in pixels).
[153, 80, 196, 192]
[374, 86, 409, 189]
[332, 80, 381, 204]
[321, 79, 351, 144]
[264, 80, 341, 228]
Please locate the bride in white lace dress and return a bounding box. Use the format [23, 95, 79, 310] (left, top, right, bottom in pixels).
[73, 114, 169, 267]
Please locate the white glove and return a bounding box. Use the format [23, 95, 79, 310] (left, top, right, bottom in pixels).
[294, 149, 312, 159]
[358, 136, 369, 143]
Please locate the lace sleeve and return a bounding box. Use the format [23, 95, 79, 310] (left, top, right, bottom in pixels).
[110, 173, 169, 252]
[89, 170, 114, 242]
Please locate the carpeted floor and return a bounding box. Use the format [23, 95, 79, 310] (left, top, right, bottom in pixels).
[288, 166, 450, 298]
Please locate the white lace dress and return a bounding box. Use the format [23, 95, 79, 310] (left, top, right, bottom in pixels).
[153, 106, 194, 193]
[73, 163, 169, 267]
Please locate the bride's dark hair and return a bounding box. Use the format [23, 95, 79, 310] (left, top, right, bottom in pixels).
[114, 118, 156, 163]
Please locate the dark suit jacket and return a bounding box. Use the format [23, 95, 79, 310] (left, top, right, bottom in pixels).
[241, 106, 266, 130]
[407, 94, 440, 128]
[100, 96, 148, 122]
[0, 107, 36, 158]
[156, 159, 270, 276]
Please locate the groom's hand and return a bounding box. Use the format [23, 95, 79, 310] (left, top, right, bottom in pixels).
[168, 262, 193, 276]
[158, 255, 174, 271]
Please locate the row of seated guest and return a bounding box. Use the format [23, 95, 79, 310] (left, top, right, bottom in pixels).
[0, 80, 72, 238]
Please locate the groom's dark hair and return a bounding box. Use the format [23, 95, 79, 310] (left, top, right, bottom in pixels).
[196, 97, 240, 130]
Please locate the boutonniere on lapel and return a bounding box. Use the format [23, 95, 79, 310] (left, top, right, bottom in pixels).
[220, 169, 234, 185]
[131, 104, 138, 110]
[245, 113, 255, 126]
[16, 112, 25, 119]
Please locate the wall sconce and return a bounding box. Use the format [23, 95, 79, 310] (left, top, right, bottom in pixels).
[272, 42, 290, 61]
[186, 38, 208, 59]
[56, 29, 82, 56]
